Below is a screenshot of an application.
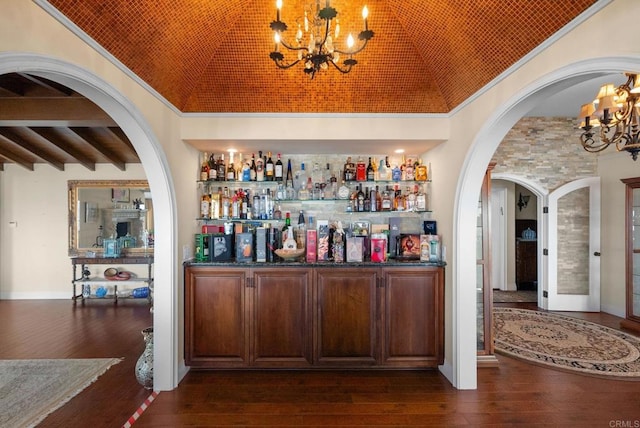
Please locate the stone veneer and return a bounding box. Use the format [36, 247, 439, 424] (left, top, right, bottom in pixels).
[491, 117, 598, 295]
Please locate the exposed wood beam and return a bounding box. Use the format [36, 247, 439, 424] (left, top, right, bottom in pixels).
[70, 127, 126, 171]
[0, 128, 65, 171]
[29, 127, 96, 171]
[0, 143, 34, 171]
[106, 127, 136, 152]
[17, 73, 74, 96]
[0, 98, 117, 126]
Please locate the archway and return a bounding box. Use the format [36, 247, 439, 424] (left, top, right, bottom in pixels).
[454, 57, 640, 389]
[0, 53, 179, 390]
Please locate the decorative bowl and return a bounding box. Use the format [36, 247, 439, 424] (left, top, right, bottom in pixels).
[104, 267, 118, 278]
[275, 248, 305, 260]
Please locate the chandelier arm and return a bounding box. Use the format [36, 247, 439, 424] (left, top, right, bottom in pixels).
[334, 38, 370, 56]
[328, 59, 354, 74]
[279, 38, 309, 53]
[271, 57, 304, 70]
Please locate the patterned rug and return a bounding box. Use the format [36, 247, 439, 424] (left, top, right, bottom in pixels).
[0, 358, 121, 427]
[493, 308, 640, 380]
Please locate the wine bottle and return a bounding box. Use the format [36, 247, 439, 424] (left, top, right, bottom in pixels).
[286, 159, 294, 187]
[250, 153, 257, 181]
[200, 152, 209, 181]
[356, 185, 365, 212]
[275, 153, 283, 181]
[217, 153, 226, 181]
[208, 153, 217, 181]
[366, 157, 375, 181]
[256, 151, 265, 181]
[265, 151, 274, 181]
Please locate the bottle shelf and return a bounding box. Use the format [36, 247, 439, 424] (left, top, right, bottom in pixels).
[198, 179, 431, 186]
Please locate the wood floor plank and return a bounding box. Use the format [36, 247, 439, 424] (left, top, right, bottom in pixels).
[1, 299, 640, 426]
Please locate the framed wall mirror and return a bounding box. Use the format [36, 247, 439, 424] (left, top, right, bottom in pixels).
[68, 180, 153, 256]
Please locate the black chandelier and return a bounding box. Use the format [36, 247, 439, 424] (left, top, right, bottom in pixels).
[578, 73, 640, 160]
[269, 0, 374, 79]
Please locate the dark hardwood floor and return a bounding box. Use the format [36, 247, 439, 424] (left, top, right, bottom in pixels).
[2, 299, 639, 427]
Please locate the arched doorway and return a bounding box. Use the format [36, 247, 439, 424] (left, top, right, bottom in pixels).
[454, 57, 640, 389]
[0, 53, 179, 390]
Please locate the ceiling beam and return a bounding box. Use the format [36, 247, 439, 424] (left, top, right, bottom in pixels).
[29, 127, 96, 171]
[106, 127, 136, 152]
[0, 128, 65, 171]
[0, 98, 117, 126]
[17, 73, 74, 96]
[70, 127, 126, 171]
[0, 142, 34, 171]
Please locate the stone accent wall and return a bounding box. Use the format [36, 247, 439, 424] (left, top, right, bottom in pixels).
[491, 117, 597, 192]
[491, 117, 597, 295]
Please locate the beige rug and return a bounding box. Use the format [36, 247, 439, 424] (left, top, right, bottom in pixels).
[0, 358, 121, 427]
[494, 308, 640, 379]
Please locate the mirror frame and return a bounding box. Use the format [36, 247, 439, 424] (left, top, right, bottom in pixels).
[68, 179, 152, 256]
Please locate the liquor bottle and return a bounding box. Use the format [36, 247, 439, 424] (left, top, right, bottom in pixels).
[217, 153, 226, 181]
[338, 180, 350, 200]
[242, 155, 251, 182]
[208, 153, 217, 181]
[210, 187, 221, 219]
[366, 157, 375, 181]
[344, 157, 355, 181]
[256, 150, 265, 181]
[231, 191, 241, 218]
[200, 185, 211, 218]
[221, 187, 231, 218]
[296, 210, 306, 250]
[363, 187, 371, 212]
[294, 163, 307, 191]
[391, 163, 402, 181]
[286, 159, 294, 188]
[378, 158, 387, 181]
[375, 185, 382, 211]
[250, 154, 257, 181]
[282, 211, 291, 233]
[369, 187, 377, 212]
[356, 185, 365, 212]
[415, 158, 428, 181]
[405, 157, 415, 181]
[416, 184, 427, 212]
[226, 152, 236, 181]
[275, 153, 284, 182]
[265, 151, 274, 181]
[273, 203, 282, 220]
[311, 162, 323, 185]
[406, 186, 416, 211]
[381, 187, 392, 211]
[235, 153, 243, 182]
[200, 152, 209, 181]
[241, 190, 250, 219]
[355, 156, 366, 181]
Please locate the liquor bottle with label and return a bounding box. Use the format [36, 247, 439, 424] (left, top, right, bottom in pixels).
[415, 184, 427, 212]
[226, 152, 236, 181]
[378, 158, 387, 181]
[210, 187, 221, 219]
[338, 180, 350, 200]
[375, 185, 382, 211]
[200, 184, 211, 218]
[381, 187, 392, 211]
[275, 153, 283, 181]
[265, 151, 275, 181]
[242, 154, 251, 182]
[294, 163, 307, 191]
[256, 151, 265, 181]
[400, 154, 407, 181]
[250, 154, 257, 181]
[356, 185, 365, 212]
[363, 187, 371, 212]
[208, 153, 217, 181]
[405, 186, 416, 211]
[405, 157, 415, 181]
[344, 157, 355, 181]
[369, 187, 377, 212]
[415, 158, 428, 181]
[235, 153, 244, 182]
[286, 158, 294, 188]
[311, 162, 323, 186]
[356, 156, 366, 181]
[366, 157, 375, 181]
[200, 152, 209, 181]
[221, 187, 231, 218]
[391, 163, 402, 181]
[217, 153, 226, 181]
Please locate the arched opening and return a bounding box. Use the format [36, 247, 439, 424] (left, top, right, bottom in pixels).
[454, 57, 640, 389]
[0, 53, 179, 390]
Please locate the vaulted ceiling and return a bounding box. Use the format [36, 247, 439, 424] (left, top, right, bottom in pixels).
[0, 0, 599, 170]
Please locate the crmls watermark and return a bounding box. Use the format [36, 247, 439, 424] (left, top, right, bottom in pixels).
[610, 421, 640, 428]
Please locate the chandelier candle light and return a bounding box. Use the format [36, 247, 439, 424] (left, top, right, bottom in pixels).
[270, 0, 374, 79]
[578, 73, 640, 160]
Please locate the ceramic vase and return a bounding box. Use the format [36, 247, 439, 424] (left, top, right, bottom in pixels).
[135, 326, 154, 389]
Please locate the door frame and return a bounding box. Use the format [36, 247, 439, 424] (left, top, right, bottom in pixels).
[491, 174, 548, 308]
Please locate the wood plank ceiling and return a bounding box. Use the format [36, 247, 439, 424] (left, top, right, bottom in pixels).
[0, 0, 598, 171]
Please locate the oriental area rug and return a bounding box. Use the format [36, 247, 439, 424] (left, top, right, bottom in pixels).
[0, 358, 121, 427]
[493, 308, 640, 380]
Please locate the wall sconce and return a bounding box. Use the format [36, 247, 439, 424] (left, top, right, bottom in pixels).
[517, 193, 530, 211]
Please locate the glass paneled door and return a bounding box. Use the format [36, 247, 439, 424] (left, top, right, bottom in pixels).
[547, 177, 601, 312]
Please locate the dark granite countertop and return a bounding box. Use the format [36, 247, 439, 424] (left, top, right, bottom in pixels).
[184, 260, 445, 268]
